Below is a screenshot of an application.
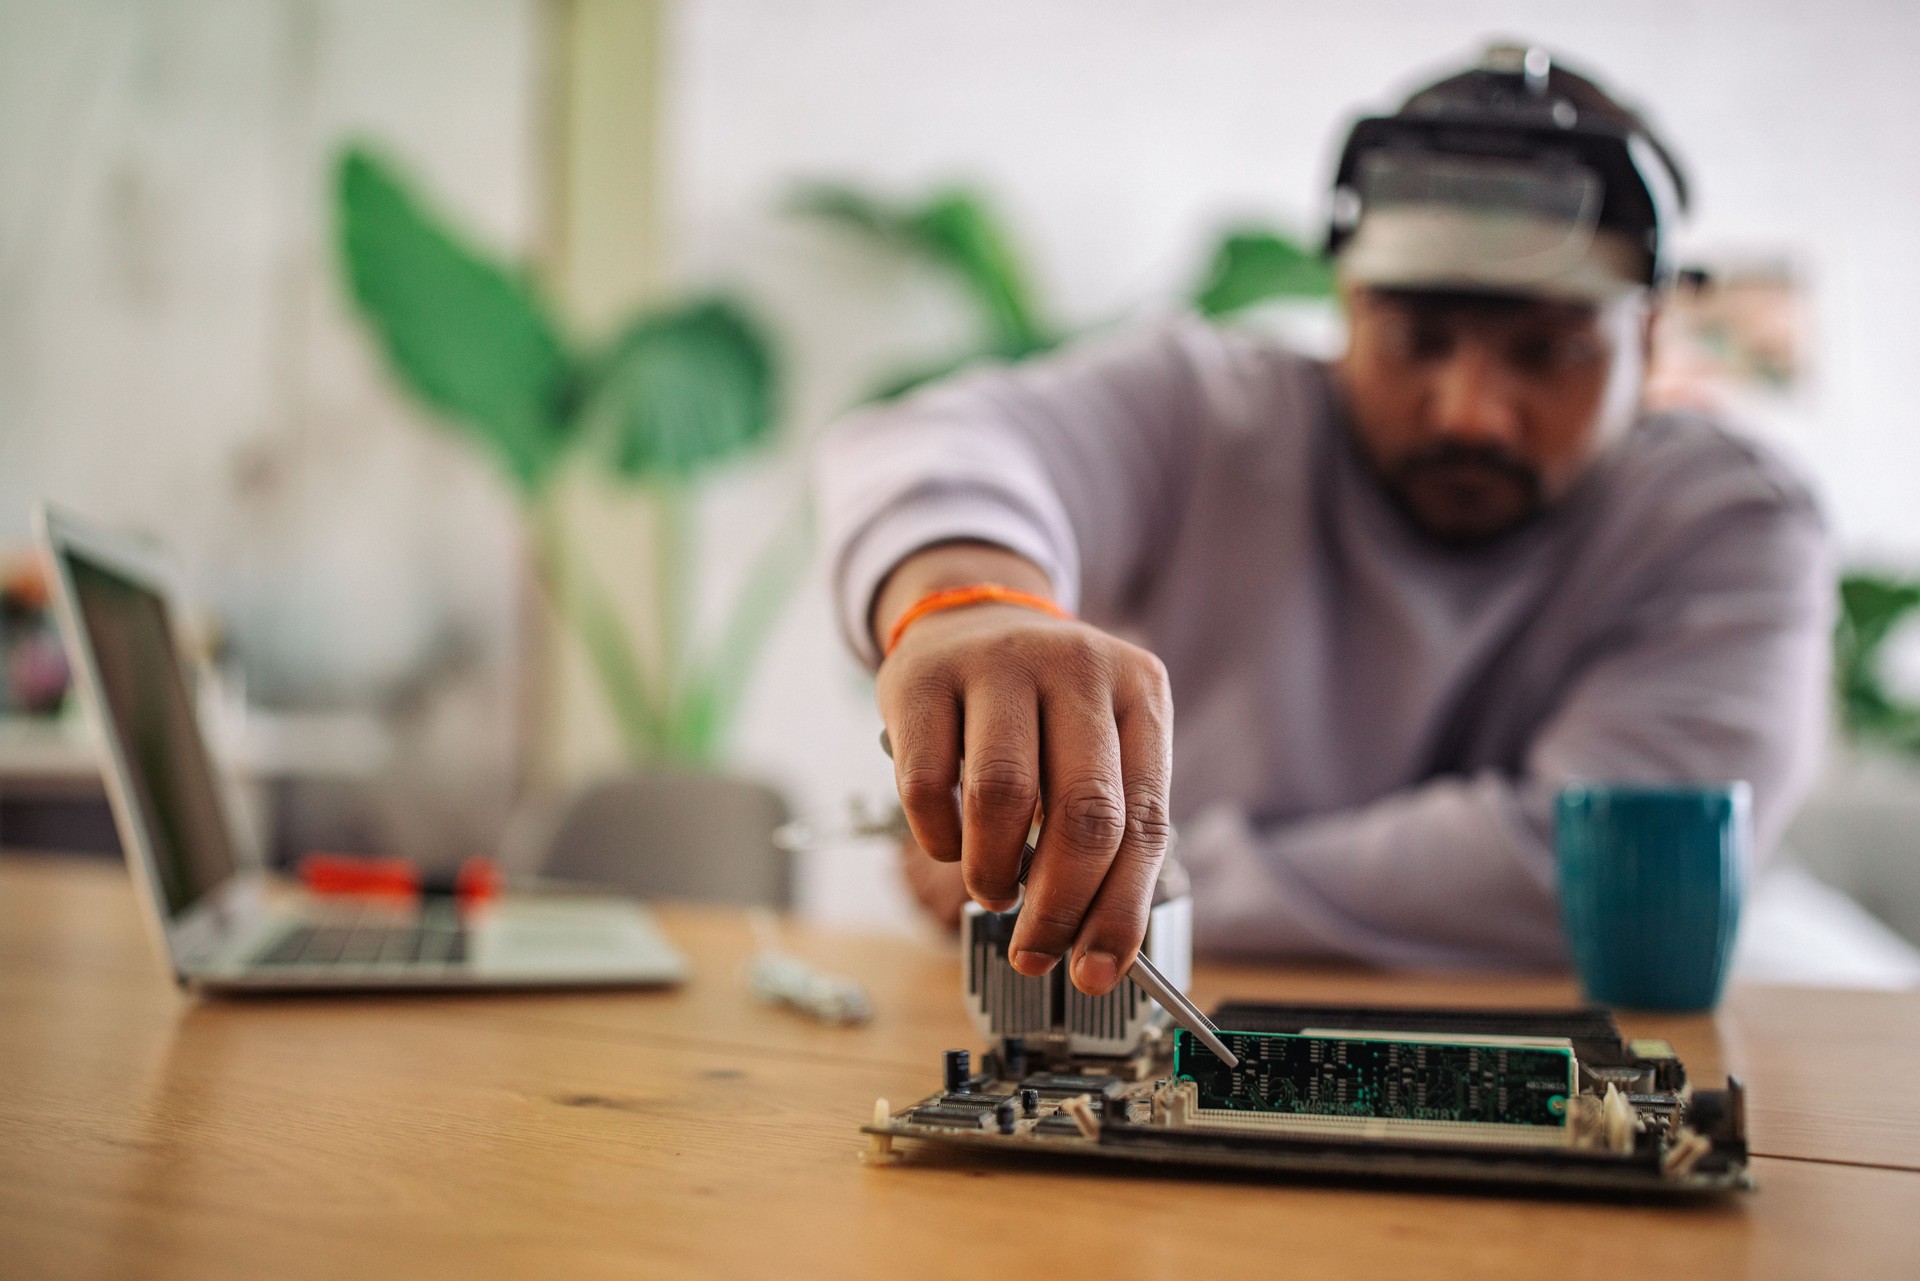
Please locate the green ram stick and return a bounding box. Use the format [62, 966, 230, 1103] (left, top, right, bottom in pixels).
[1175, 1029, 1574, 1127]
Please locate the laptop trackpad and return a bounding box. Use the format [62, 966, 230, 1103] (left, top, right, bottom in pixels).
[468, 897, 683, 979]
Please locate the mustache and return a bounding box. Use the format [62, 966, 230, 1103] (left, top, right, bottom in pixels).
[1391, 442, 1542, 498]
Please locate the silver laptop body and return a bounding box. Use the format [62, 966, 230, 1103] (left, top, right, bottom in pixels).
[37, 502, 689, 992]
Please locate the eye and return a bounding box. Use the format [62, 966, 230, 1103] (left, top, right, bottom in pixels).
[1510, 332, 1601, 375]
[1402, 318, 1454, 361]
[1509, 338, 1558, 373]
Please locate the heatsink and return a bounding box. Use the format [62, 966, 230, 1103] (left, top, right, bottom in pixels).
[962, 891, 1192, 1058]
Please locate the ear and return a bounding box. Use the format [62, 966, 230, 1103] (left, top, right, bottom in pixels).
[1640, 296, 1661, 367]
[1334, 276, 1366, 373]
[1336, 274, 1366, 316]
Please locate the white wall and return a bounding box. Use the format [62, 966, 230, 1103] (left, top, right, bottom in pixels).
[668, 0, 1920, 925]
[0, 0, 544, 863]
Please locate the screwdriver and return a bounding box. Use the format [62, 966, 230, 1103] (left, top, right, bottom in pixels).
[880, 728, 1239, 1069]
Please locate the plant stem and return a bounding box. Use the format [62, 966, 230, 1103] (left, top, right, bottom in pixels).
[652, 481, 698, 760]
[679, 492, 814, 759]
[527, 486, 668, 758]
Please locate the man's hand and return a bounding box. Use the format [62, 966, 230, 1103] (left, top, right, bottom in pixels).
[873, 543, 1173, 996]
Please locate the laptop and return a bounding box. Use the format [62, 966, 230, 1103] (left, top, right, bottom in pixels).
[37, 502, 690, 992]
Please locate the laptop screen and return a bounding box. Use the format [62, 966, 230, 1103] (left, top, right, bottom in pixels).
[65, 550, 238, 918]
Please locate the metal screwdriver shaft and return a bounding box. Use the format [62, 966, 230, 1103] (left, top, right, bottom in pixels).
[1125, 949, 1238, 1068]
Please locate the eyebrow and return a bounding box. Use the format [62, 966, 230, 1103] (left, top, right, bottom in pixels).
[1369, 290, 1598, 327]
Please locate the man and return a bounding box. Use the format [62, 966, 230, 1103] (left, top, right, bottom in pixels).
[816, 46, 1830, 996]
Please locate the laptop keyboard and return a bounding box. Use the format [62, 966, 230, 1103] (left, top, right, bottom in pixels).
[252, 904, 468, 970]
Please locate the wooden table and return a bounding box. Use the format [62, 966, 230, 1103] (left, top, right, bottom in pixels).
[3, 855, 1916, 1280]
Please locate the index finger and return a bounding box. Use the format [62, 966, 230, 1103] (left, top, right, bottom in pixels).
[879, 674, 964, 863]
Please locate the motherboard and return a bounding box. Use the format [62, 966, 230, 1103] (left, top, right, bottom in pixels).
[864, 999, 1751, 1196]
[866, 882, 1750, 1196]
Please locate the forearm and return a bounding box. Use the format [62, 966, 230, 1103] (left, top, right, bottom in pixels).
[1181, 774, 1566, 971]
[1187, 484, 1830, 971]
[818, 318, 1217, 668]
[869, 542, 1055, 656]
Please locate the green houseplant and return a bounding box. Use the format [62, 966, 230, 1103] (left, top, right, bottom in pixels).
[336, 145, 800, 766]
[789, 182, 1336, 401]
[1835, 572, 1920, 755]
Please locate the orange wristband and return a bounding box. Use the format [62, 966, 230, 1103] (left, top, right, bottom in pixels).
[882, 584, 1071, 658]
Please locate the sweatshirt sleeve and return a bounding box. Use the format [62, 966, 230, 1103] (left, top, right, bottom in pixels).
[1181, 488, 1834, 971]
[816, 318, 1218, 666]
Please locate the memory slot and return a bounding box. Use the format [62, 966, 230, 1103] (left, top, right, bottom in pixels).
[1182, 1106, 1573, 1149]
[1174, 1028, 1577, 1129]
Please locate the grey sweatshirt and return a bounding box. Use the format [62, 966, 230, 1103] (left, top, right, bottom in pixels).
[818, 316, 1832, 970]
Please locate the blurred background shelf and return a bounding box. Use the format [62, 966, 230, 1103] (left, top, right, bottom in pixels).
[0, 716, 116, 853]
[0, 707, 393, 863]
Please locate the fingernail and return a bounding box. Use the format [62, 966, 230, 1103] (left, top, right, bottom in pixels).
[1011, 949, 1058, 976]
[970, 885, 1017, 913]
[1073, 950, 1119, 994]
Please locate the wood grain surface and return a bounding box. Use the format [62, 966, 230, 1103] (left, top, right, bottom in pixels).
[3, 854, 1916, 1281]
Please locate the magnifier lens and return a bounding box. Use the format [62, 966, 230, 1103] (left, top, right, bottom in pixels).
[1347, 151, 1610, 285]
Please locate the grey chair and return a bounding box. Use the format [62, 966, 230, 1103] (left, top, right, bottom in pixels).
[521, 769, 793, 907]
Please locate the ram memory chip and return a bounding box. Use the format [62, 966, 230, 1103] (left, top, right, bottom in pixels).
[1175, 1028, 1574, 1127]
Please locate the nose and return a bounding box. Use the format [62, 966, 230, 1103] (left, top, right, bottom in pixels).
[1428, 344, 1523, 449]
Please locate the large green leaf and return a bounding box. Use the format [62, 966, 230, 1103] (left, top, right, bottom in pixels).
[910, 191, 1050, 355]
[786, 183, 905, 245]
[335, 145, 573, 492]
[1835, 574, 1920, 750]
[1839, 576, 1920, 652]
[790, 182, 1050, 355]
[579, 297, 778, 480]
[1193, 228, 1336, 316]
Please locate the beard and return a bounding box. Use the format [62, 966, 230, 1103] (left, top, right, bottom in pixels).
[1379, 441, 1545, 548]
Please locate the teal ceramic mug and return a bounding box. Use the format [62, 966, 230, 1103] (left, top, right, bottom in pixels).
[1555, 781, 1750, 1011]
